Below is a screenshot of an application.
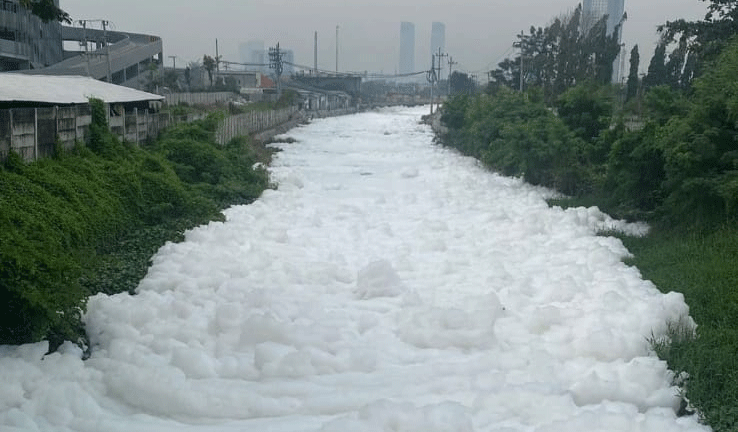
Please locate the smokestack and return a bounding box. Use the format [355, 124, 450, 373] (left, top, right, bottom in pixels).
[336, 25, 339, 73]
[314, 31, 318, 75]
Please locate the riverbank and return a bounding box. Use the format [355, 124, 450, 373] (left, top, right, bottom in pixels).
[0, 107, 273, 349]
[429, 104, 738, 431]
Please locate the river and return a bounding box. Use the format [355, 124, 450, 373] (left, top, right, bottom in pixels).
[0, 106, 708, 431]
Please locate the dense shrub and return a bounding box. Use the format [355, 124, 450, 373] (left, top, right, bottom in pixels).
[0, 106, 271, 348]
[441, 88, 590, 195]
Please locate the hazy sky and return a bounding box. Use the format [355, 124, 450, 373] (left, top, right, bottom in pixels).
[62, 0, 708, 77]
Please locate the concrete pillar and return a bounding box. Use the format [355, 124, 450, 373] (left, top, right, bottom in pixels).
[9, 109, 13, 152]
[33, 108, 38, 161]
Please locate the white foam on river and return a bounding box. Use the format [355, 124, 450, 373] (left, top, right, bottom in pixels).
[0, 106, 708, 431]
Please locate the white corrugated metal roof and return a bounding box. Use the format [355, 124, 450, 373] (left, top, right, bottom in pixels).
[0, 74, 164, 104]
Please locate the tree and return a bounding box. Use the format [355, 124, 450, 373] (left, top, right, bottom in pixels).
[19, 0, 71, 23]
[449, 71, 476, 95]
[654, 37, 738, 223]
[626, 45, 640, 101]
[665, 37, 690, 90]
[489, 6, 621, 103]
[556, 81, 613, 143]
[644, 41, 667, 89]
[184, 67, 192, 89]
[203, 55, 216, 88]
[657, 0, 738, 86]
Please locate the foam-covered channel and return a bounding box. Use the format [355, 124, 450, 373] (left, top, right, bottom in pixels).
[0, 107, 708, 431]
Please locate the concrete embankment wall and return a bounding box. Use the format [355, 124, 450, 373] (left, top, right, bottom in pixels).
[251, 107, 362, 143]
[0, 105, 204, 163]
[0, 104, 363, 163]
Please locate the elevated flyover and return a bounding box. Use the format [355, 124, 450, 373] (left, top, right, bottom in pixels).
[19, 26, 163, 90]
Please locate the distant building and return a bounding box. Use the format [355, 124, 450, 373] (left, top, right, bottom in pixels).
[0, 0, 63, 71]
[215, 70, 259, 91]
[240, 40, 266, 73]
[582, 0, 624, 36]
[399, 22, 415, 75]
[582, 0, 625, 82]
[282, 49, 294, 76]
[430, 22, 445, 63]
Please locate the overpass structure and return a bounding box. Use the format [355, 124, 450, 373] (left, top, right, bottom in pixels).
[20, 26, 163, 90]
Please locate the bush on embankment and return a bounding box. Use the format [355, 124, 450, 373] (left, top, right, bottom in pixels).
[440, 38, 738, 226]
[0, 99, 271, 349]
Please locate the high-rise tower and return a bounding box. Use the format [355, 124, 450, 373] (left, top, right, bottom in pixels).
[430, 22, 445, 62]
[240, 40, 267, 73]
[399, 22, 415, 75]
[582, 0, 625, 82]
[582, 0, 624, 36]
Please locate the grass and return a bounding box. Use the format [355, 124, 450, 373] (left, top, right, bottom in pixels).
[619, 224, 738, 431]
[550, 195, 738, 430]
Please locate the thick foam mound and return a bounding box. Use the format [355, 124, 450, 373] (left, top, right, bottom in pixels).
[0, 107, 709, 432]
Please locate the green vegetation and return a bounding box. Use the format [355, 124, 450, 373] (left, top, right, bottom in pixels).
[228, 90, 300, 114]
[439, 3, 738, 429]
[0, 99, 272, 350]
[19, 0, 71, 24]
[622, 226, 738, 430]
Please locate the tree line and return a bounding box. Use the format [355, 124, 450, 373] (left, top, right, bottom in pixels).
[441, 0, 738, 228]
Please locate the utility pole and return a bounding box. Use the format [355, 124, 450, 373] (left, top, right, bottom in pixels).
[512, 31, 524, 92]
[426, 55, 437, 115]
[102, 20, 112, 83]
[169, 55, 177, 70]
[215, 39, 220, 73]
[269, 42, 284, 99]
[78, 19, 114, 80]
[434, 47, 448, 112]
[79, 20, 91, 77]
[447, 56, 457, 95]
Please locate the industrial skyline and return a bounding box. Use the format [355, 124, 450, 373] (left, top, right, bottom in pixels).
[60, 0, 708, 76]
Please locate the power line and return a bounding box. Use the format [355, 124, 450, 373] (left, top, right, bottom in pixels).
[284, 60, 426, 80]
[220, 60, 270, 68]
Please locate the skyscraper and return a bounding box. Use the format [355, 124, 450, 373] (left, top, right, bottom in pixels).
[430, 22, 446, 63]
[582, 0, 625, 82]
[582, 0, 624, 36]
[399, 22, 415, 75]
